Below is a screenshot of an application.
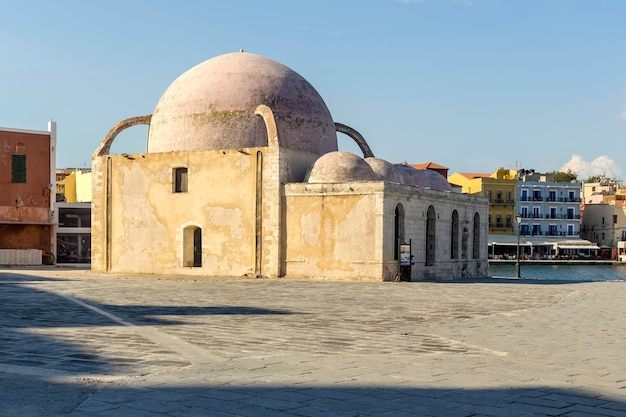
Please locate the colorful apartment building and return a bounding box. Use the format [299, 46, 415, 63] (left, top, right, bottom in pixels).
[516, 169, 582, 238]
[0, 122, 57, 265]
[448, 168, 518, 236]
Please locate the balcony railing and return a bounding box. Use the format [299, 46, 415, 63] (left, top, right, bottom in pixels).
[520, 231, 579, 237]
[521, 214, 580, 220]
[489, 199, 515, 205]
[489, 223, 514, 230]
[519, 196, 581, 203]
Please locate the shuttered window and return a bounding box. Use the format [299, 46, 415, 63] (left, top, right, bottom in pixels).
[12, 154, 26, 183]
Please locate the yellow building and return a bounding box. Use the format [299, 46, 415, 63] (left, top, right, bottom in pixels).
[57, 169, 92, 203]
[448, 168, 517, 236]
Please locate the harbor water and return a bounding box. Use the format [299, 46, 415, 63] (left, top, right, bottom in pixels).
[489, 262, 626, 282]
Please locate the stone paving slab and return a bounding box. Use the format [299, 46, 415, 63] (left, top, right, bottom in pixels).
[1, 267, 625, 416]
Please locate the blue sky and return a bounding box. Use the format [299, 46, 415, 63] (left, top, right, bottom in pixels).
[1, 0, 625, 180]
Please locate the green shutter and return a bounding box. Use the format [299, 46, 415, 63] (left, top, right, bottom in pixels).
[12, 154, 26, 183]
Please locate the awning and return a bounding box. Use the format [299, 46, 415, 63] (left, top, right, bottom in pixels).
[556, 245, 600, 250]
[489, 235, 598, 249]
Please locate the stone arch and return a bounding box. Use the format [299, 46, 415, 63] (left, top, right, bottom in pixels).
[335, 122, 374, 158]
[93, 115, 152, 158]
[254, 104, 279, 147]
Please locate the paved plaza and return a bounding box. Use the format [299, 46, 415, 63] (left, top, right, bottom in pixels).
[1, 267, 626, 416]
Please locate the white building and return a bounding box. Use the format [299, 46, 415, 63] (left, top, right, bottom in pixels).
[515, 169, 595, 258]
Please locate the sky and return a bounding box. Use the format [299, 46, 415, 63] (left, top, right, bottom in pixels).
[1, 0, 625, 180]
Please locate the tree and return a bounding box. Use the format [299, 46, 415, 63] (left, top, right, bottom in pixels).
[584, 175, 609, 183]
[547, 169, 578, 182]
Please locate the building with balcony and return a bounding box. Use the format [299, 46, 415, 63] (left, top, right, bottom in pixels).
[448, 168, 517, 236]
[517, 169, 581, 238]
[512, 169, 597, 259]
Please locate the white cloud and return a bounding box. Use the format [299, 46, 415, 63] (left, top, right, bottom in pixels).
[560, 154, 622, 180]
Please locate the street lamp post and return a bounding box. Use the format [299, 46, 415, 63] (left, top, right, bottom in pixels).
[516, 214, 522, 278]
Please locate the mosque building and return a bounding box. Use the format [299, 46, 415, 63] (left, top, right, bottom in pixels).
[91, 51, 489, 280]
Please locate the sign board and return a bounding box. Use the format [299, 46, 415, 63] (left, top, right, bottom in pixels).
[400, 244, 411, 266]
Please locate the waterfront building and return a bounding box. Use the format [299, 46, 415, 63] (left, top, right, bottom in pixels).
[515, 169, 596, 258]
[448, 168, 518, 241]
[450, 168, 597, 259]
[91, 51, 489, 281]
[581, 183, 626, 256]
[582, 177, 621, 204]
[0, 122, 57, 265]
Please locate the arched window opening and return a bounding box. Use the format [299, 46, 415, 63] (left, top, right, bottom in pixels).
[473, 212, 481, 259]
[183, 226, 202, 267]
[426, 205, 436, 266]
[394, 204, 405, 260]
[451, 210, 459, 259]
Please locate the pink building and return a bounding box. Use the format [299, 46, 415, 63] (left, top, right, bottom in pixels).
[0, 122, 57, 263]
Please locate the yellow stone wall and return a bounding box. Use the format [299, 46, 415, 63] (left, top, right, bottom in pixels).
[285, 183, 382, 280]
[92, 148, 490, 281]
[92, 149, 259, 275]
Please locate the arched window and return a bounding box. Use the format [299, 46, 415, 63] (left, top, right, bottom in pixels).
[394, 204, 405, 260]
[451, 210, 459, 259]
[426, 205, 436, 266]
[472, 212, 480, 259]
[183, 226, 202, 267]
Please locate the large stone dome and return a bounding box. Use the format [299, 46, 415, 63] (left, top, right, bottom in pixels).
[147, 52, 338, 155]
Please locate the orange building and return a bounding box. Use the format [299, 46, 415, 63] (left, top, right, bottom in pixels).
[0, 122, 57, 264]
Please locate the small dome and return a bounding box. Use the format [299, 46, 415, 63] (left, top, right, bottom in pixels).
[364, 157, 402, 183]
[394, 164, 452, 191]
[308, 152, 378, 183]
[148, 52, 338, 155]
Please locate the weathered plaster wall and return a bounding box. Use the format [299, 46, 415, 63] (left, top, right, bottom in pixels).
[285, 182, 489, 281]
[92, 147, 489, 280]
[0, 224, 52, 250]
[284, 183, 382, 280]
[94, 149, 259, 275]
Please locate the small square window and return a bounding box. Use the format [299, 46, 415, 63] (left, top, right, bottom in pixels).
[174, 167, 188, 193]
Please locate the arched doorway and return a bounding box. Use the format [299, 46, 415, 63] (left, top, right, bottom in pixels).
[183, 226, 202, 267]
[426, 205, 436, 266]
[394, 203, 405, 260]
[473, 212, 480, 259]
[451, 210, 459, 259]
